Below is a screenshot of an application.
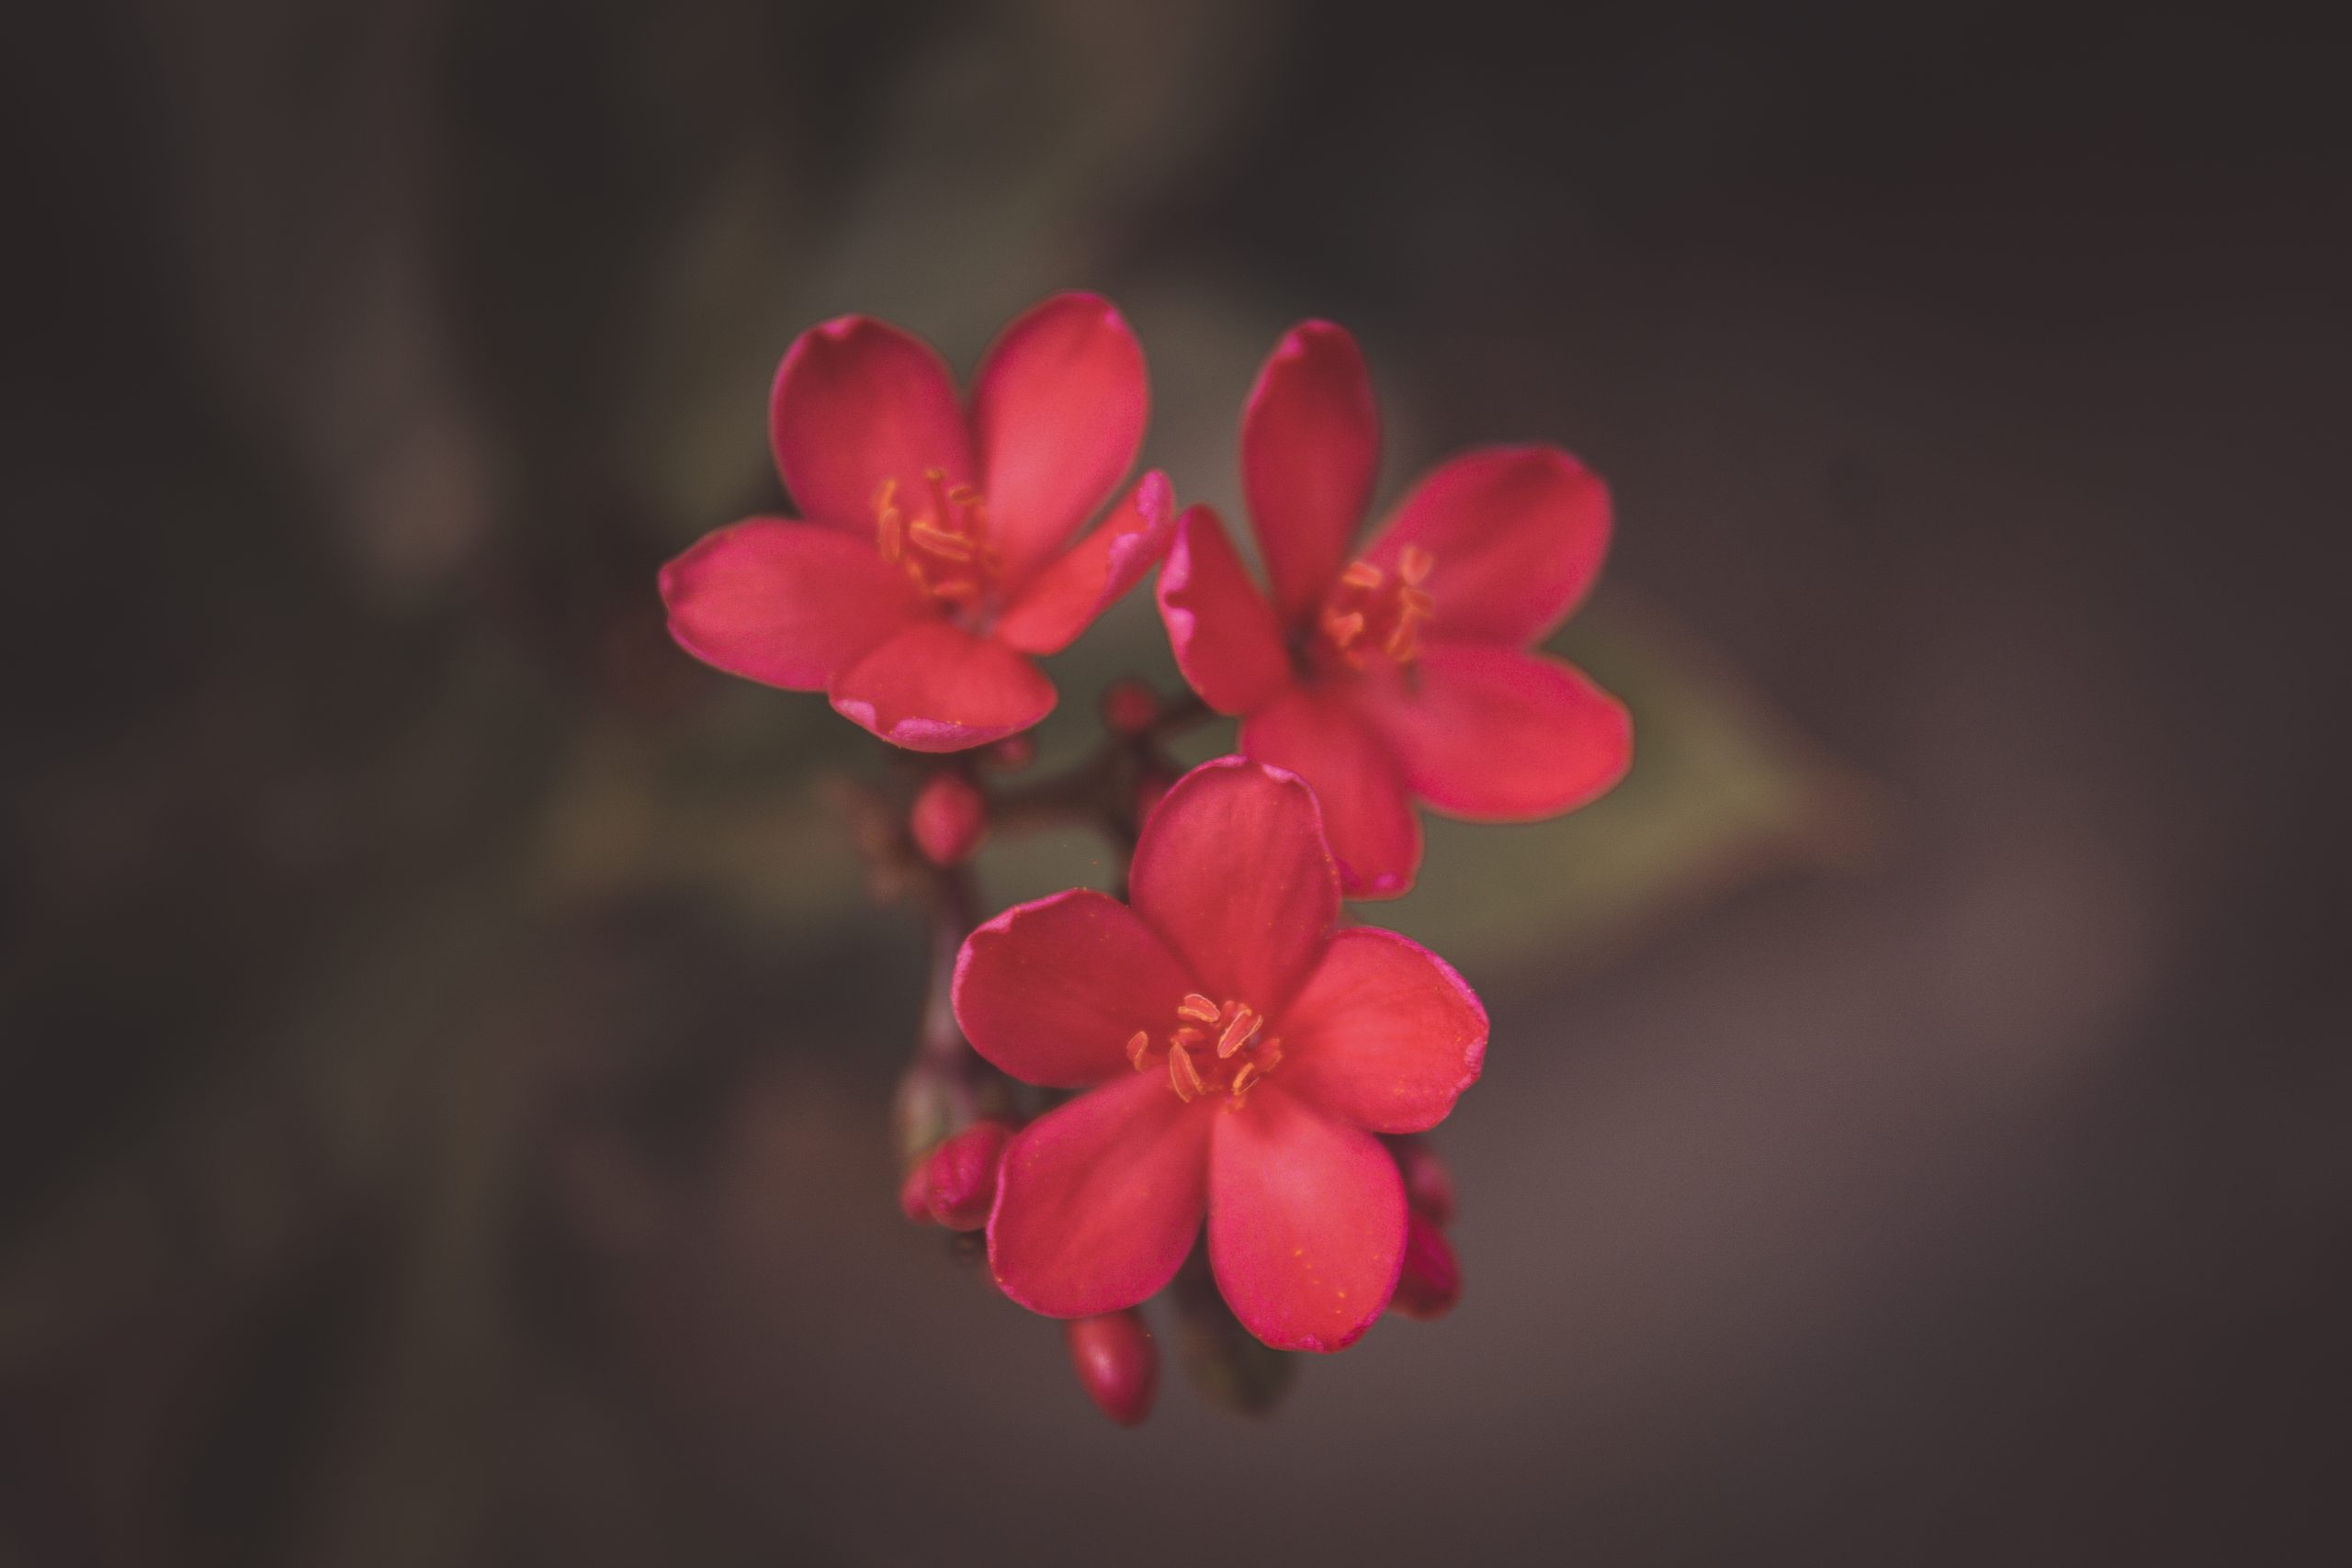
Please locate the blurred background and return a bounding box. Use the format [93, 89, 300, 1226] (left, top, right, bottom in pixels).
[5, 0, 2347, 1562]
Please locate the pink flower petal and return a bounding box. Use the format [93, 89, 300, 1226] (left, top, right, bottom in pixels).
[1363, 446, 1611, 647]
[1242, 321, 1381, 624]
[770, 316, 974, 531]
[828, 619, 1055, 752]
[954, 888, 1200, 1089]
[1207, 1086, 1406, 1352]
[988, 1073, 1213, 1319]
[1128, 759, 1340, 1017]
[1356, 644, 1632, 819]
[972, 292, 1149, 589]
[991, 471, 1175, 656]
[1274, 929, 1487, 1134]
[658, 518, 931, 690]
[1239, 684, 1423, 899]
[1156, 505, 1294, 716]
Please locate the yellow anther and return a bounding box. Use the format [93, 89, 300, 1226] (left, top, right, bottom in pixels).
[874, 471, 996, 607]
[1168, 1042, 1204, 1102]
[1143, 997, 1287, 1103]
[1317, 550, 1433, 670]
[909, 522, 975, 561]
[1216, 1007, 1261, 1059]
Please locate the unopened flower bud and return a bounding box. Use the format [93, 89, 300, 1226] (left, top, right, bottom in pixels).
[1065, 1310, 1159, 1427]
[980, 733, 1037, 771]
[898, 1158, 936, 1224]
[1388, 1213, 1462, 1321]
[1390, 1134, 1456, 1226]
[921, 1119, 1013, 1231]
[1099, 678, 1160, 737]
[910, 773, 988, 866]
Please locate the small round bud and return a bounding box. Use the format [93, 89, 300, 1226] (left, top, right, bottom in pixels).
[1389, 1213, 1462, 1321]
[910, 773, 988, 866]
[1066, 1310, 1159, 1427]
[922, 1119, 1013, 1231]
[980, 733, 1037, 771]
[1390, 1135, 1457, 1226]
[1099, 678, 1160, 738]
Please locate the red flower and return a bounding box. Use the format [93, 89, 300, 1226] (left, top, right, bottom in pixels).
[952, 758, 1487, 1351]
[1157, 321, 1633, 896]
[662, 293, 1173, 751]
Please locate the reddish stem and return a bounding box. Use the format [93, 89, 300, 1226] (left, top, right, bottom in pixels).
[876, 684, 1226, 1157]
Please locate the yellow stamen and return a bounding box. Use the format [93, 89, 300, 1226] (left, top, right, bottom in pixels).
[1168, 1042, 1203, 1102]
[1136, 998, 1290, 1103]
[875, 480, 903, 561]
[910, 521, 975, 561]
[1216, 1007, 1261, 1059]
[1317, 550, 1435, 670]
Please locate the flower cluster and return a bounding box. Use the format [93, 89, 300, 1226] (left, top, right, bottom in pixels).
[662, 294, 1631, 1422]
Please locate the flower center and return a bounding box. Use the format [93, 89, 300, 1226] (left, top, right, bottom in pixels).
[876, 470, 998, 610]
[1315, 545, 1435, 670]
[1126, 993, 1284, 1107]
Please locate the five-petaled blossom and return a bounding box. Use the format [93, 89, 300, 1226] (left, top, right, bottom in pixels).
[662, 293, 1173, 750]
[1157, 321, 1633, 896]
[953, 758, 1488, 1351]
